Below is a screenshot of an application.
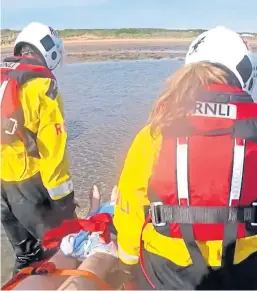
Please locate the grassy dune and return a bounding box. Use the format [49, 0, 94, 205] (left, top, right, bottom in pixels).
[2, 28, 256, 47]
[58, 28, 207, 38]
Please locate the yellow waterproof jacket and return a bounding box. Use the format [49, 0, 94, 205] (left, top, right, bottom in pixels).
[113, 124, 257, 267]
[1, 77, 73, 200]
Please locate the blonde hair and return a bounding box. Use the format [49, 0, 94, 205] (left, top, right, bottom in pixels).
[149, 62, 229, 135]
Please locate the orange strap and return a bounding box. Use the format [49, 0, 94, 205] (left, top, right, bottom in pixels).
[54, 269, 113, 290]
[2, 262, 113, 290]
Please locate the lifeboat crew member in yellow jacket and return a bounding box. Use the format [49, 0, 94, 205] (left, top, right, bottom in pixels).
[1, 22, 76, 274]
[114, 26, 257, 290]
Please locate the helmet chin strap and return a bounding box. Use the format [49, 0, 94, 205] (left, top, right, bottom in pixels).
[20, 52, 46, 68]
[211, 63, 243, 89]
[211, 62, 257, 102]
[14, 42, 48, 69]
[248, 74, 257, 102]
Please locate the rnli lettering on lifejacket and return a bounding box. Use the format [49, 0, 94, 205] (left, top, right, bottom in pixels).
[194, 102, 237, 119]
[0, 62, 20, 70]
[55, 121, 67, 135]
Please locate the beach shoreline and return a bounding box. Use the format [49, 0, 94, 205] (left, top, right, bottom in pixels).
[1, 37, 257, 63]
[1, 37, 193, 51]
[1, 38, 190, 63]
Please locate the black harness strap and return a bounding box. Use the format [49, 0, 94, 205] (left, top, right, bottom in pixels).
[1, 109, 40, 159]
[221, 223, 238, 266]
[180, 224, 210, 279]
[18, 127, 40, 159]
[147, 201, 257, 284]
[149, 203, 257, 225]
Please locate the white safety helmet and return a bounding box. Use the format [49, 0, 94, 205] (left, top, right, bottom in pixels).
[14, 22, 63, 70]
[185, 26, 257, 101]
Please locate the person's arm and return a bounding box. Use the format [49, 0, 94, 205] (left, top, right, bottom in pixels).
[35, 78, 73, 200]
[113, 125, 162, 266]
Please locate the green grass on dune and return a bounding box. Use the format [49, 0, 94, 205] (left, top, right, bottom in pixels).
[1, 28, 257, 46]
[57, 28, 207, 38]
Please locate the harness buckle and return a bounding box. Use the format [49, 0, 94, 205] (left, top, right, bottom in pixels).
[250, 202, 257, 227]
[5, 118, 18, 135]
[150, 202, 166, 227]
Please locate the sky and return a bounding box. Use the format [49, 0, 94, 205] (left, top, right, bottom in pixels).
[1, 0, 257, 32]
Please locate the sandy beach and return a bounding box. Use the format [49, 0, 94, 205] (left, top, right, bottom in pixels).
[63, 39, 190, 63]
[1, 37, 257, 63]
[1, 38, 190, 63]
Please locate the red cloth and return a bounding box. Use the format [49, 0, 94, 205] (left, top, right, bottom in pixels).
[42, 213, 113, 249]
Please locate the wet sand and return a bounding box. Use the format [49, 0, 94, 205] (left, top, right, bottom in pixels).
[1, 38, 257, 63]
[64, 40, 189, 63]
[1, 39, 191, 63]
[2, 37, 257, 64]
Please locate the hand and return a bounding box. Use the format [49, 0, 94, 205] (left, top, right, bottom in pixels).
[88, 185, 118, 216]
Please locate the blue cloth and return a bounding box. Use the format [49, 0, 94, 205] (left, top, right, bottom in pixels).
[72, 231, 89, 258]
[64, 201, 115, 259]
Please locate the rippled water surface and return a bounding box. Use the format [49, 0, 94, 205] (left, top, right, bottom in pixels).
[1, 58, 181, 283]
